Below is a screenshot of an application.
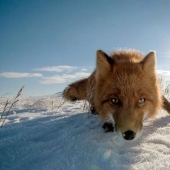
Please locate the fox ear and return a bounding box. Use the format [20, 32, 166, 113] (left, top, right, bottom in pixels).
[96, 50, 114, 77]
[141, 51, 156, 73]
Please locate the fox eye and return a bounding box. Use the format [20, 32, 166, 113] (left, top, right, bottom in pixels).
[111, 98, 119, 104]
[138, 98, 145, 104]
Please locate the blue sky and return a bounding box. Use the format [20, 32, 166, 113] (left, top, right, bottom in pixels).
[0, 0, 170, 96]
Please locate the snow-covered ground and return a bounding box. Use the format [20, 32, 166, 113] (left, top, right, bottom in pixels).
[1, 74, 170, 170]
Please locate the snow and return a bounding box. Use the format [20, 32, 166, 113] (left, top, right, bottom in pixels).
[1, 76, 170, 170]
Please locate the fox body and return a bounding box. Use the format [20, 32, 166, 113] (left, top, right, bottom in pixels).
[63, 49, 170, 140]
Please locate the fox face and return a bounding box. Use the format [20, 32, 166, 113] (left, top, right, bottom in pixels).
[94, 50, 162, 140]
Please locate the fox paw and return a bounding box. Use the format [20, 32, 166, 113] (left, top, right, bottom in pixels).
[70, 96, 79, 101]
[90, 106, 98, 115]
[102, 122, 114, 132]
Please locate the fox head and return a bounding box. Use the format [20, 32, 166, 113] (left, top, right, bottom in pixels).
[94, 50, 162, 140]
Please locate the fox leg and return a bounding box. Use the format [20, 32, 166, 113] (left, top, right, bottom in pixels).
[63, 78, 88, 101]
[63, 78, 97, 114]
[162, 95, 170, 114]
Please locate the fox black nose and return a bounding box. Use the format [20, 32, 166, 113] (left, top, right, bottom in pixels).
[122, 130, 136, 140]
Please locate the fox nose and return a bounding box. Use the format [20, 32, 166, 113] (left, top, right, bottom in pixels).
[122, 130, 136, 140]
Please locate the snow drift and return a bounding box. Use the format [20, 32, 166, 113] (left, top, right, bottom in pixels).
[0, 72, 170, 170]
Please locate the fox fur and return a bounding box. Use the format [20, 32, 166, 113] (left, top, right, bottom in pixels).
[63, 49, 170, 140]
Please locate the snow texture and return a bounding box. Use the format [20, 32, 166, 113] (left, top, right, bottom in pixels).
[1, 75, 170, 170]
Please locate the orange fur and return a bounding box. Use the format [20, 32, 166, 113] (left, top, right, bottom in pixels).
[63, 49, 170, 139]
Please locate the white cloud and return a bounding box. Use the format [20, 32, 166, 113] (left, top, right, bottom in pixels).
[157, 70, 170, 76]
[81, 68, 88, 72]
[34, 65, 77, 72]
[40, 72, 90, 84]
[0, 72, 43, 78]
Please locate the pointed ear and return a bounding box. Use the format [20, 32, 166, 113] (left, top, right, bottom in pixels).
[96, 50, 114, 78]
[141, 51, 156, 73]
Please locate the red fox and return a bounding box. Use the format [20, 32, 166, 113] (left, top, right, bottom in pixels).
[63, 49, 170, 140]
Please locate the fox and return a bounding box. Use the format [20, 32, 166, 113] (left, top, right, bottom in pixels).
[62, 49, 170, 140]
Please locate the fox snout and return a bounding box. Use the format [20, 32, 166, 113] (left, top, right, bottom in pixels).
[103, 121, 140, 140]
[115, 116, 143, 141]
[122, 130, 136, 140]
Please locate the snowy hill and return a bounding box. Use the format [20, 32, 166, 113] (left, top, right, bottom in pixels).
[1, 75, 170, 170]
